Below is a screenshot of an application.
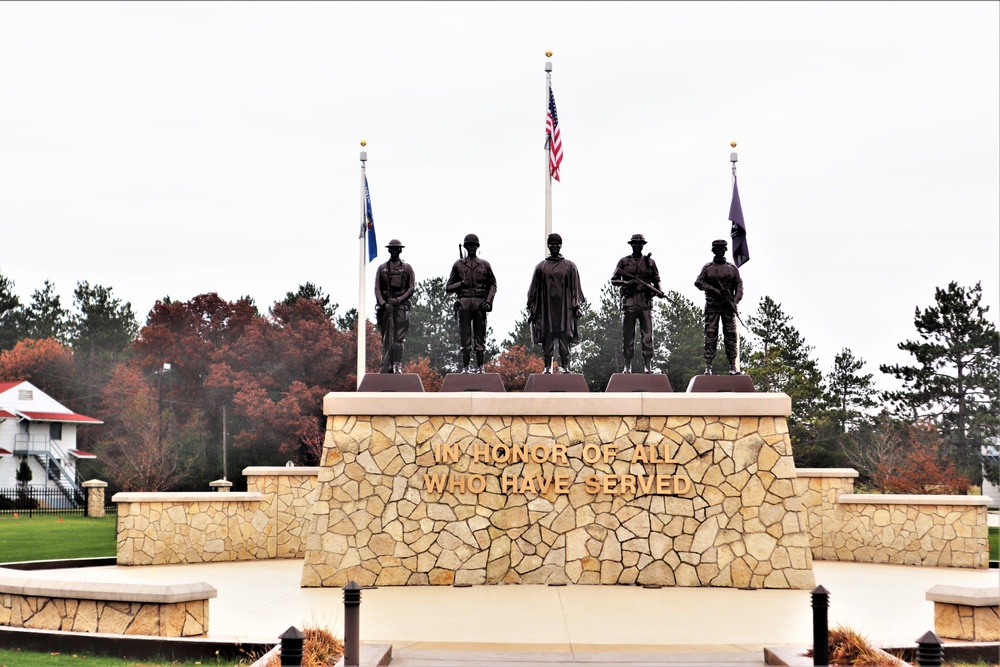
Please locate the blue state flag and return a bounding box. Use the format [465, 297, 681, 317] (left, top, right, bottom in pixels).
[729, 177, 749, 267]
[364, 176, 377, 262]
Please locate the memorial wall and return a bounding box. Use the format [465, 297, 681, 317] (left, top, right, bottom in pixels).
[300, 392, 817, 589]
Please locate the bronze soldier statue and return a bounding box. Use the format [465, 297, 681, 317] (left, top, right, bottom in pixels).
[446, 233, 497, 373]
[374, 239, 416, 373]
[611, 233, 662, 374]
[694, 239, 744, 375]
[527, 233, 585, 374]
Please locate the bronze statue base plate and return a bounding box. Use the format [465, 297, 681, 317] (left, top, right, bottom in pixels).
[605, 373, 673, 393]
[523, 373, 590, 393]
[440, 373, 506, 392]
[686, 374, 756, 393]
[358, 374, 425, 392]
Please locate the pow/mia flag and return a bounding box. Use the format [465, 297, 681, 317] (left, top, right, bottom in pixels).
[729, 177, 749, 268]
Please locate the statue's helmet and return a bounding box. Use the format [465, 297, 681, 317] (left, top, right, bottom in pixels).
[629, 233, 647, 245]
[463, 233, 480, 247]
[386, 239, 404, 249]
[547, 233, 562, 244]
[712, 239, 728, 251]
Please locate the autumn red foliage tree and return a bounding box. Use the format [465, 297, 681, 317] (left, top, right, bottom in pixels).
[94, 363, 187, 491]
[484, 344, 544, 392]
[0, 338, 77, 401]
[402, 357, 443, 392]
[204, 297, 356, 464]
[847, 416, 971, 494]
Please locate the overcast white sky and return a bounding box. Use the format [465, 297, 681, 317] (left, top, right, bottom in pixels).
[1, 1, 997, 391]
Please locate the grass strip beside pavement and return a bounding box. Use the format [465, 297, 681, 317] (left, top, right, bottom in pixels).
[990, 525, 998, 561]
[0, 648, 217, 667]
[0, 514, 117, 563]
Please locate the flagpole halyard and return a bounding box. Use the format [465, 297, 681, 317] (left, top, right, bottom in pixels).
[358, 141, 368, 389]
[544, 51, 553, 255]
[729, 141, 741, 373]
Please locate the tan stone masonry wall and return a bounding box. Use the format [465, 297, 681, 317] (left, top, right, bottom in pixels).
[114, 469, 317, 566]
[796, 469, 989, 568]
[0, 578, 214, 637]
[0, 595, 208, 636]
[301, 401, 817, 589]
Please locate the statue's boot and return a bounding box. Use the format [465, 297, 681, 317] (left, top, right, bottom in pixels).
[559, 354, 571, 374]
[476, 352, 485, 374]
[392, 362, 402, 374]
[543, 356, 553, 374]
[622, 358, 632, 374]
[704, 362, 713, 375]
[644, 358, 654, 374]
[462, 352, 471, 373]
[728, 359, 739, 375]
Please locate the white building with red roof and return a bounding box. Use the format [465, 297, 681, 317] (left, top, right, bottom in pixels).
[0, 380, 102, 508]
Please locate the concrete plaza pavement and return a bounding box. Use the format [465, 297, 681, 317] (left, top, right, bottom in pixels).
[9, 556, 997, 664]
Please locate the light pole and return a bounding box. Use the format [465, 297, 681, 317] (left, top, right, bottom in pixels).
[157, 362, 171, 447]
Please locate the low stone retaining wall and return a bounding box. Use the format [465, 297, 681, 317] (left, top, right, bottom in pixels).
[114, 467, 318, 566]
[926, 585, 1000, 641]
[796, 469, 989, 568]
[0, 576, 215, 636]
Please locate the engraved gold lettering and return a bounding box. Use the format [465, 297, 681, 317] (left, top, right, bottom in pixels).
[424, 473, 447, 493]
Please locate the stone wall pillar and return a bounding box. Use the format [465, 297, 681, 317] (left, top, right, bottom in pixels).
[209, 479, 233, 492]
[81, 480, 107, 518]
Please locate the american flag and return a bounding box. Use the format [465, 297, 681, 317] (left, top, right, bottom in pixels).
[546, 87, 563, 182]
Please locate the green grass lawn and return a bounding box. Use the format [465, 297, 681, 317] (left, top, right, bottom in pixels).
[0, 514, 117, 563]
[989, 525, 998, 561]
[0, 648, 245, 666]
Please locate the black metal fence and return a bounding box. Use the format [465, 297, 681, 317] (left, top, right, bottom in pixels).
[0, 486, 116, 516]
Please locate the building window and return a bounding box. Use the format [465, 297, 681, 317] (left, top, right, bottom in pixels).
[50, 423, 62, 440]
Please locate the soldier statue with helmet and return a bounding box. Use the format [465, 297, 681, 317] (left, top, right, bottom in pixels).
[694, 238, 744, 375]
[610, 233, 664, 374]
[446, 233, 498, 373]
[374, 239, 416, 373]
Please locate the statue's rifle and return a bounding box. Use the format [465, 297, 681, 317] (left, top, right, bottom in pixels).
[712, 277, 747, 329]
[612, 265, 687, 309]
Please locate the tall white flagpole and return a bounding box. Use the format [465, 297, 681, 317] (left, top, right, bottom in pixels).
[544, 51, 553, 254]
[730, 141, 741, 374]
[357, 141, 368, 389]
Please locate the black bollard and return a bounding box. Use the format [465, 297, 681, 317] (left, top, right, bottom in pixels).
[915, 630, 944, 667]
[811, 585, 830, 666]
[279, 626, 304, 667]
[343, 581, 362, 667]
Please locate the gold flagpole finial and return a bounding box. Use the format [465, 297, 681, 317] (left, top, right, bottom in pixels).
[360, 140, 367, 147]
[546, 50, 553, 58]
[730, 141, 737, 148]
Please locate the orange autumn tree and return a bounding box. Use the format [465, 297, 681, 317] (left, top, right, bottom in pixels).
[847, 415, 970, 494]
[403, 357, 443, 393]
[0, 338, 77, 403]
[485, 344, 544, 392]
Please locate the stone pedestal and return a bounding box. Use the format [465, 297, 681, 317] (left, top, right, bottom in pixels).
[82, 480, 107, 518]
[523, 373, 590, 392]
[357, 373, 425, 392]
[440, 373, 506, 392]
[303, 392, 814, 589]
[686, 375, 756, 392]
[605, 373, 672, 393]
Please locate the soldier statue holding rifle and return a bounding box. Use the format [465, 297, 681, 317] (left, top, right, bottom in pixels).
[610, 233, 664, 374]
[694, 238, 744, 375]
[446, 233, 497, 374]
[374, 239, 416, 374]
